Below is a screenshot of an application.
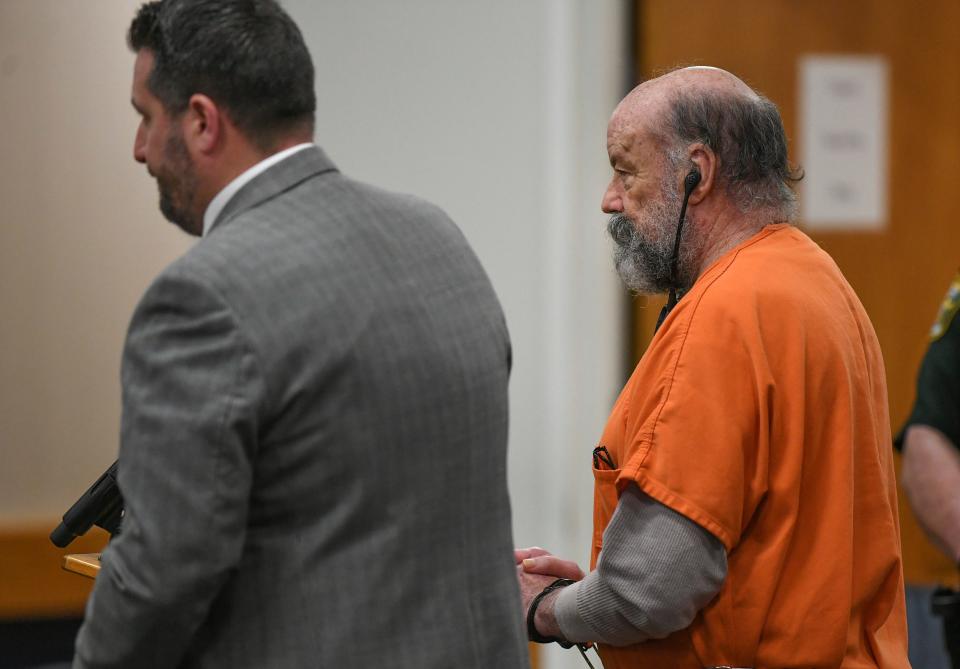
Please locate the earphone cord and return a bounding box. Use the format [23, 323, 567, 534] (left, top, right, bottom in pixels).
[655, 173, 699, 332]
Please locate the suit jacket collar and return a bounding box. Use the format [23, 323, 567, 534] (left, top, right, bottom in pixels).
[209, 145, 339, 234]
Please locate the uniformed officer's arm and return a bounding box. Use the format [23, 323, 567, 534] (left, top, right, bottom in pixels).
[902, 426, 960, 562]
[900, 278, 960, 563]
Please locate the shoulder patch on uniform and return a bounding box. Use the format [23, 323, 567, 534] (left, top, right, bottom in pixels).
[930, 271, 960, 341]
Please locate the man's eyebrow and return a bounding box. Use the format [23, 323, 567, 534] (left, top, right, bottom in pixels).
[130, 98, 144, 114]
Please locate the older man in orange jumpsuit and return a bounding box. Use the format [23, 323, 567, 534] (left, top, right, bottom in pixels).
[517, 67, 910, 668]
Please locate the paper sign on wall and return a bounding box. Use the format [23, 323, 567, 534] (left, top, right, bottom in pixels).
[799, 55, 888, 230]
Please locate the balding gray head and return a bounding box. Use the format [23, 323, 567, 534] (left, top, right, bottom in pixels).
[611, 67, 753, 136]
[612, 66, 801, 219]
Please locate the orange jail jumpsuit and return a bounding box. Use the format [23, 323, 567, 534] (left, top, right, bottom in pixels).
[591, 224, 910, 668]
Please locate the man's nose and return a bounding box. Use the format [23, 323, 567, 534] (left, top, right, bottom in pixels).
[133, 124, 146, 164]
[601, 183, 622, 214]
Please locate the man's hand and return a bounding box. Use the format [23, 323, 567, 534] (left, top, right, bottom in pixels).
[514, 547, 585, 641]
[515, 546, 585, 579]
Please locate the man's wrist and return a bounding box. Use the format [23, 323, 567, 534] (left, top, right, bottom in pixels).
[534, 588, 564, 639]
[527, 578, 575, 647]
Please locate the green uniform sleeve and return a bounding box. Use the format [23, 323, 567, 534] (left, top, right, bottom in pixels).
[896, 274, 960, 451]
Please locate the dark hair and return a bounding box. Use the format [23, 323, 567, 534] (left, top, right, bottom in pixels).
[664, 89, 803, 219]
[128, 0, 316, 150]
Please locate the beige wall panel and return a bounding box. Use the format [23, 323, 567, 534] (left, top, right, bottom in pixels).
[0, 1, 191, 527]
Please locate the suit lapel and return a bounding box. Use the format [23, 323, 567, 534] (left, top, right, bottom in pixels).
[209, 146, 339, 234]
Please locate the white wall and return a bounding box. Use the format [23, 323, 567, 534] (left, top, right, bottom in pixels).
[1, 2, 628, 664]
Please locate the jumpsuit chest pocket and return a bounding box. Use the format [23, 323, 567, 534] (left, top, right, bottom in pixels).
[590, 466, 621, 566]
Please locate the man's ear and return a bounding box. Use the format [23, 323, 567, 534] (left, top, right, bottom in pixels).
[183, 93, 221, 156]
[687, 144, 717, 206]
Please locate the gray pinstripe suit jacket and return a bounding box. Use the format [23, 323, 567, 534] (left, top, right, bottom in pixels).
[74, 147, 529, 668]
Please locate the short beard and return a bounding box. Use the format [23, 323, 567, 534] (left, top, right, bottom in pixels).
[606, 179, 691, 295]
[156, 130, 199, 235]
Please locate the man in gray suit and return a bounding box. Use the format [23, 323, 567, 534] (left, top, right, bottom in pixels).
[73, 1, 528, 667]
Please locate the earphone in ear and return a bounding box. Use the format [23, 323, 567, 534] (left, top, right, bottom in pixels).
[684, 169, 702, 195]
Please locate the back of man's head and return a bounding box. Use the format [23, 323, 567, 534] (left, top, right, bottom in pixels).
[662, 88, 802, 221]
[128, 0, 316, 151]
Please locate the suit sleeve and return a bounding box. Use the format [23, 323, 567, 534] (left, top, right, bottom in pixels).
[75, 268, 264, 669]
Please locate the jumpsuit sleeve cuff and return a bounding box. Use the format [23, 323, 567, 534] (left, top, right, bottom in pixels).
[553, 579, 601, 644]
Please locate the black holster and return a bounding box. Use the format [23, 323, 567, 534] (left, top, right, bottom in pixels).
[932, 586, 960, 667]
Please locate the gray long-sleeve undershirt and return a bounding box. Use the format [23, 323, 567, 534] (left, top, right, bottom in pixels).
[553, 483, 727, 646]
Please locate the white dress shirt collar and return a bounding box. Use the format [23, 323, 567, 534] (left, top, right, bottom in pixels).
[202, 142, 314, 237]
